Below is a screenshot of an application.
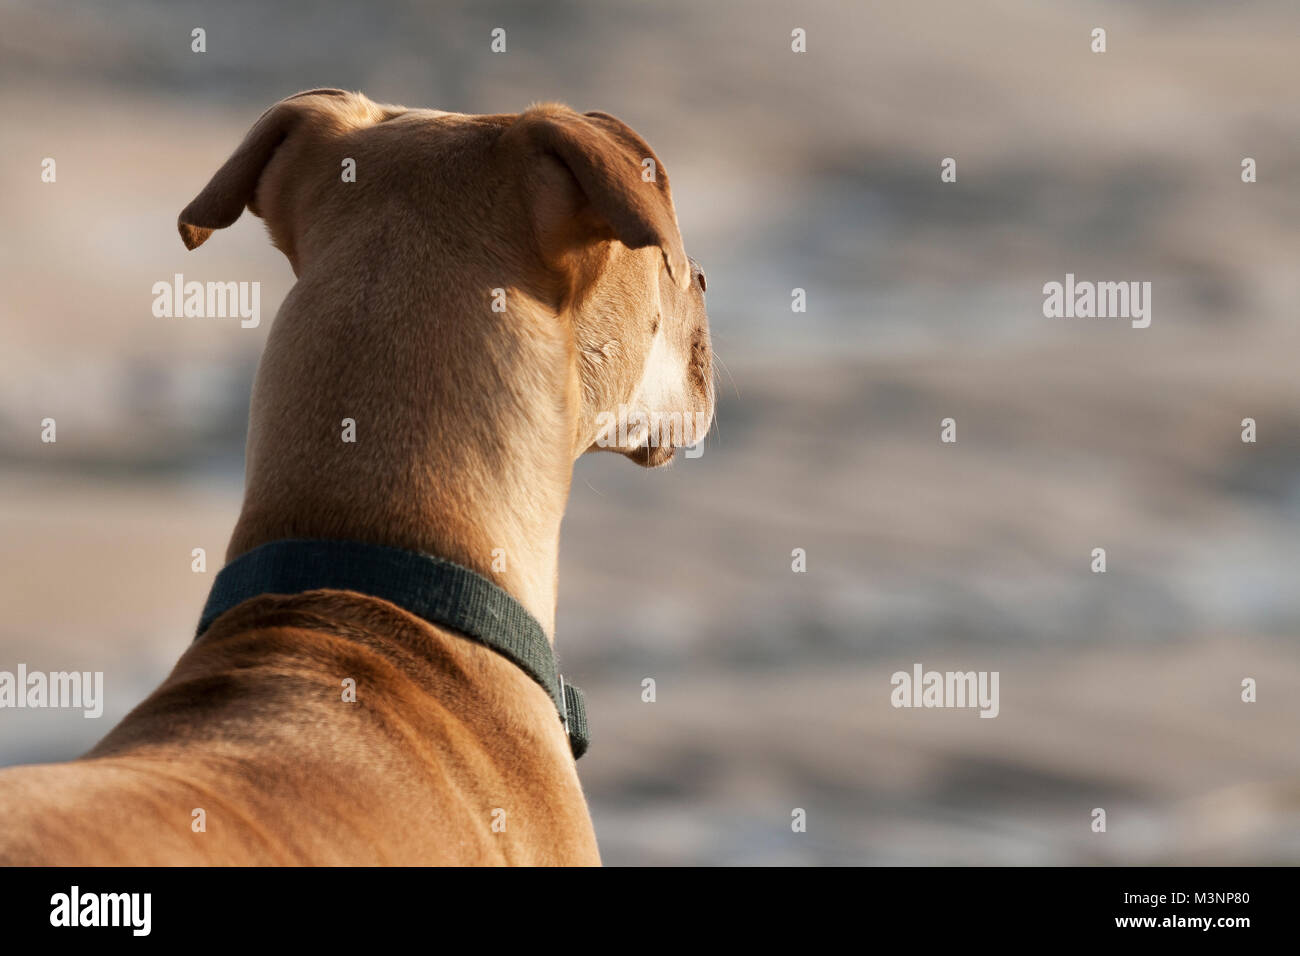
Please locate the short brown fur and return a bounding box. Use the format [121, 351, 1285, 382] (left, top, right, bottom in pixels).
[0, 90, 713, 865]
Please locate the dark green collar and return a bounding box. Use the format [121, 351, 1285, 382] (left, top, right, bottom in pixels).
[195, 539, 588, 759]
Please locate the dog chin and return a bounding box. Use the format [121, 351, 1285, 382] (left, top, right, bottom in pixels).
[627, 442, 676, 469]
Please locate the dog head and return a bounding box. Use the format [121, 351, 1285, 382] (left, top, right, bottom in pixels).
[178, 89, 713, 468]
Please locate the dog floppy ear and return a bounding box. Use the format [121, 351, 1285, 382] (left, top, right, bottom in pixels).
[507, 105, 690, 289]
[177, 88, 355, 251]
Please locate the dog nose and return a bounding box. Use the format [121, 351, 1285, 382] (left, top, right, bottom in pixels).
[688, 257, 706, 293]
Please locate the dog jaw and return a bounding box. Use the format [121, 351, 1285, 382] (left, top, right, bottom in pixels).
[572, 244, 713, 467]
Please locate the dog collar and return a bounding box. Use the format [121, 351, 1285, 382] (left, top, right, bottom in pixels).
[195, 539, 589, 759]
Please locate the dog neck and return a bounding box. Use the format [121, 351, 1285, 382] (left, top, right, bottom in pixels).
[226, 258, 579, 640]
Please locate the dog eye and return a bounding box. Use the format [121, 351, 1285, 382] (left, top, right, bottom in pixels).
[696, 270, 707, 293]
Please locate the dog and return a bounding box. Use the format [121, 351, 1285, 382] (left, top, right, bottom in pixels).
[0, 89, 713, 865]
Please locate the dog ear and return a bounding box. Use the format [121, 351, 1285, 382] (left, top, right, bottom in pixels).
[177, 88, 354, 251]
[508, 106, 690, 289]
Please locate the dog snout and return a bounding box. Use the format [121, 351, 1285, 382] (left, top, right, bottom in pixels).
[689, 256, 707, 294]
[690, 324, 714, 421]
[691, 327, 711, 380]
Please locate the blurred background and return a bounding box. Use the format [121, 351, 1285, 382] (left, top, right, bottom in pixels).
[1, 0, 1298, 864]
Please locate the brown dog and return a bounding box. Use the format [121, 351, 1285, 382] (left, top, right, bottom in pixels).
[0, 89, 712, 864]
